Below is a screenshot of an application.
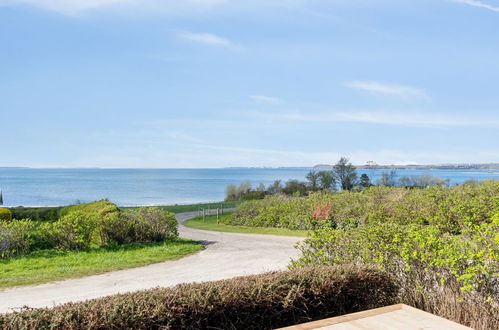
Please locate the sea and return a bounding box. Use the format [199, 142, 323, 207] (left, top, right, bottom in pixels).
[0, 168, 498, 207]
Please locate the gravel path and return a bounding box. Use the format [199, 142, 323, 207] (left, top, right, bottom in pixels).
[0, 211, 302, 313]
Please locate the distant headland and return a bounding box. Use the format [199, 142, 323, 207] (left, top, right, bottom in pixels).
[313, 163, 499, 170]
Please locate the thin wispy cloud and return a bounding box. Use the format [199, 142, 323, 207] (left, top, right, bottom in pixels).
[0, 0, 229, 15]
[450, 0, 499, 13]
[250, 95, 284, 105]
[177, 31, 233, 47]
[252, 111, 499, 128]
[344, 81, 430, 101]
[0, 0, 131, 15]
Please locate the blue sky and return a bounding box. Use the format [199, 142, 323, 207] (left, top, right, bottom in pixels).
[1, 0, 498, 168]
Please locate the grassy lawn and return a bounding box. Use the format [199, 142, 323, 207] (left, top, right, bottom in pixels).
[123, 200, 242, 214]
[183, 214, 309, 237]
[0, 238, 203, 289]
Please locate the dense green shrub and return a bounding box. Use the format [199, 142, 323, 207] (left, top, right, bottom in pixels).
[9, 207, 61, 222]
[43, 211, 97, 250]
[226, 180, 499, 329]
[0, 209, 11, 222]
[1, 202, 180, 257]
[227, 180, 499, 232]
[59, 199, 120, 219]
[100, 208, 178, 244]
[292, 217, 499, 329]
[0, 266, 397, 329]
[0, 219, 34, 258]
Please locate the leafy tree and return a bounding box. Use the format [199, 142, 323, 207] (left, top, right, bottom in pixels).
[283, 180, 308, 196]
[359, 174, 372, 188]
[318, 171, 336, 191]
[306, 171, 320, 190]
[333, 157, 358, 191]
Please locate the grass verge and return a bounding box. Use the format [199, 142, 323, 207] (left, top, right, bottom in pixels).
[123, 200, 242, 214]
[0, 238, 203, 289]
[183, 213, 309, 237]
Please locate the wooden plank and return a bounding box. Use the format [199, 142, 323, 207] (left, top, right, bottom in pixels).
[277, 304, 473, 330]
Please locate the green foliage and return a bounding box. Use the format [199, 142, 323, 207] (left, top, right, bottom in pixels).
[2, 201, 180, 258]
[228, 181, 499, 233]
[9, 206, 62, 222]
[287, 180, 499, 330]
[44, 211, 97, 250]
[359, 173, 372, 188]
[0, 219, 34, 258]
[101, 208, 178, 245]
[333, 157, 357, 190]
[59, 199, 120, 219]
[0, 208, 11, 222]
[0, 266, 397, 329]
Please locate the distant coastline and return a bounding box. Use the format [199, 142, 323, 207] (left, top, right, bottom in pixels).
[313, 163, 499, 171]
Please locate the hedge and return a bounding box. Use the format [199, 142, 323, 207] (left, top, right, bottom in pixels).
[0, 266, 397, 329]
[9, 207, 61, 222]
[226, 180, 499, 232]
[0, 209, 11, 222]
[293, 218, 499, 330]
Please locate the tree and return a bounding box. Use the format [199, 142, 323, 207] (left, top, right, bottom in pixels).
[306, 171, 320, 190]
[256, 183, 266, 192]
[333, 157, 358, 191]
[237, 181, 252, 196]
[283, 180, 308, 196]
[267, 180, 283, 194]
[318, 171, 336, 191]
[359, 174, 372, 188]
[225, 184, 238, 201]
[377, 170, 397, 187]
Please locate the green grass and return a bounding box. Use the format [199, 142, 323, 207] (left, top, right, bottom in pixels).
[183, 214, 309, 237]
[0, 238, 203, 289]
[123, 201, 243, 214]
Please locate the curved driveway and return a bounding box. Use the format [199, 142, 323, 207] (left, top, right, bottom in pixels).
[0, 212, 302, 313]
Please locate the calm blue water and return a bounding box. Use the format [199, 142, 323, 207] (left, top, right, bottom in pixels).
[0, 168, 498, 207]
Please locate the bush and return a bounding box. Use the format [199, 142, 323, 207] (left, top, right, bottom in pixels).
[293, 221, 499, 330]
[59, 199, 120, 219]
[0, 209, 11, 222]
[100, 208, 178, 245]
[0, 266, 397, 329]
[9, 207, 61, 222]
[227, 181, 499, 232]
[0, 219, 34, 258]
[43, 211, 97, 250]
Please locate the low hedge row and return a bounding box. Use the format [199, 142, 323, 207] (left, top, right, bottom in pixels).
[9, 207, 62, 222]
[0, 266, 397, 330]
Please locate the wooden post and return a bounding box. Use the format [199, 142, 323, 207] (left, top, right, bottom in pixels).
[203, 209, 205, 221]
[217, 208, 219, 222]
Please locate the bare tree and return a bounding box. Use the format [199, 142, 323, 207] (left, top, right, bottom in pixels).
[377, 170, 397, 186]
[333, 157, 358, 191]
[267, 180, 283, 194]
